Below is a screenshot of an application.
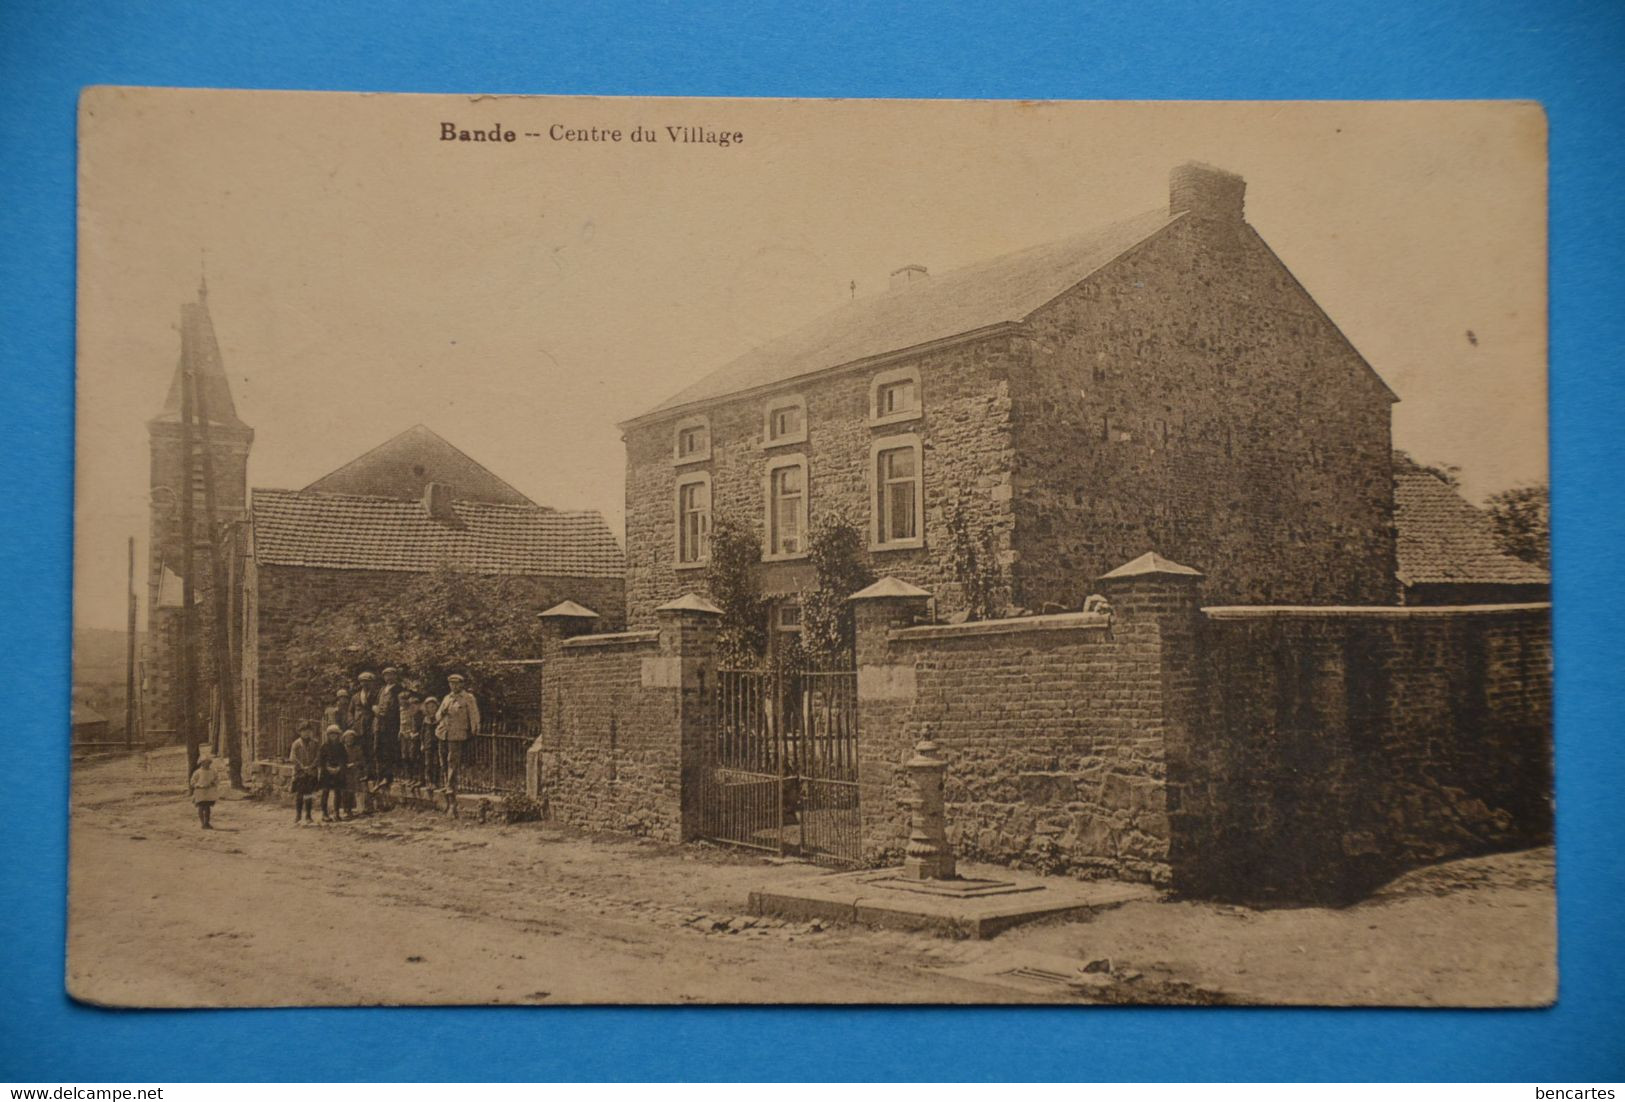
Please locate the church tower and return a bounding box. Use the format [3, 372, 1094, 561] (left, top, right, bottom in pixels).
[145, 280, 253, 745]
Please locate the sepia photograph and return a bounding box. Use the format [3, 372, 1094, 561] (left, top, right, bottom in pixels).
[70, 90, 1553, 1008]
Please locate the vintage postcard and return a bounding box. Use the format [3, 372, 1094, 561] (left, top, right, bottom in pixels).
[71, 90, 1552, 1007]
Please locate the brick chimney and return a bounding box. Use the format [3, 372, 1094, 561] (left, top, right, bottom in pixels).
[1169, 162, 1245, 222]
[889, 264, 929, 290]
[423, 480, 460, 524]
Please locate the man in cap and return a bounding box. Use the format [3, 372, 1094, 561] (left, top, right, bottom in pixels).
[351, 671, 380, 797]
[434, 673, 480, 811]
[371, 666, 404, 793]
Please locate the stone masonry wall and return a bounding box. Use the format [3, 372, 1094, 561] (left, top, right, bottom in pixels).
[249, 562, 625, 754]
[622, 338, 1022, 627]
[852, 575, 1182, 885]
[1177, 603, 1553, 902]
[852, 569, 1551, 900]
[533, 605, 718, 842]
[1009, 215, 1398, 608]
[535, 632, 677, 838]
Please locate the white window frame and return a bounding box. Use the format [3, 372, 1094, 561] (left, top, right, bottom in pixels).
[672, 415, 711, 466]
[869, 433, 925, 551]
[776, 601, 804, 634]
[762, 394, 808, 448]
[868, 367, 923, 427]
[762, 453, 810, 562]
[674, 472, 712, 569]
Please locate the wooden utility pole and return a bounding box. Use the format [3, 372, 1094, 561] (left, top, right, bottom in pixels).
[190, 369, 245, 788]
[179, 359, 199, 780]
[125, 536, 136, 751]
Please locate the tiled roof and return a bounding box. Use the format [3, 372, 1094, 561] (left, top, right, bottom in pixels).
[632, 207, 1184, 422]
[1394, 472, 1549, 587]
[251, 489, 624, 578]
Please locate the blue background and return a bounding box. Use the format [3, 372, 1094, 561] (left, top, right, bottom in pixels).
[3, 0, 1622, 1082]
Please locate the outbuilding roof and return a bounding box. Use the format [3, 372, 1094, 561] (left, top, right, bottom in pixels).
[629, 206, 1184, 424]
[1394, 470, 1549, 588]
[250, 489, 625, 578]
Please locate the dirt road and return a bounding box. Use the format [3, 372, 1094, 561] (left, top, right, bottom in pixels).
[67, 751, 1555, 1007]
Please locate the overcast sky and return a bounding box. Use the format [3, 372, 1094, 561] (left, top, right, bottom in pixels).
[75, 92, 1547, 632]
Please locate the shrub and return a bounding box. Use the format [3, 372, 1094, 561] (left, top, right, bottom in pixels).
[705, 513, 770, 667]
[800, 512, 875, 669]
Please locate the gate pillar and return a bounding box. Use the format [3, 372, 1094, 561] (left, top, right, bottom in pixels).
[656, 593, 722, 841]
[850, 577, 932, 863]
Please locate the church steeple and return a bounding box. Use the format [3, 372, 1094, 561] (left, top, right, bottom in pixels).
[151, 277, 250, 432]
[144, 279, 253, 744]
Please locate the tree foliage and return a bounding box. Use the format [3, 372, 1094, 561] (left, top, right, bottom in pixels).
[1485, 483, 1551, 570]
[281, 564, 548, 707]
[800, 512, 875, 669]
[705, 513, 769, 667]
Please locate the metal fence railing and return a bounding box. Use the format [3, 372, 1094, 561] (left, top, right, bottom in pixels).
[263, 713, 299, 763]
[457, 724, 537, 796]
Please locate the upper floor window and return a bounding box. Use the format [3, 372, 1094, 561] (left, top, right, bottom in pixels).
[675, 473, 711, 566]
[869, 367, 922, 427]
[763, 395, 807, 447]
[870, 434, 924, 550]
[764, 455, 808, 560]
[673, 415, 711, 466]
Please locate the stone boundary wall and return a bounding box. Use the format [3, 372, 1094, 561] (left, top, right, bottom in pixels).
[853, 575, 1182, 884]
[1180, 601, 1553, 902]
[529, 564, 1553, 904]
[530, 605, 716, 841]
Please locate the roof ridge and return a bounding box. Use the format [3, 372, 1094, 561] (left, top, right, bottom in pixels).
[628, 205, 1180, 424]
[252, 485, 607, 518]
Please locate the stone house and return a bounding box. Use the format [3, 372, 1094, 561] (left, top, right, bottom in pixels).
[617, 162, 1399, 632]
[1393, 453, 1550, 605]
[241, 424, 625, 744]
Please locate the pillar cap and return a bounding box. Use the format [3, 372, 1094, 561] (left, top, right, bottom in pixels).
[656, 592, 723, 615]
[538, 600, 600, 619]
[1098, 551, 1205, 581]
[849, 576, 932, 601]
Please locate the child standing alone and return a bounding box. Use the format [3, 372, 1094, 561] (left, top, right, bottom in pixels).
[189, 751, 220, 829]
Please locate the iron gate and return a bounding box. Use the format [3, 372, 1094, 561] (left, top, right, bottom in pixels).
[700, 668, 860, 865]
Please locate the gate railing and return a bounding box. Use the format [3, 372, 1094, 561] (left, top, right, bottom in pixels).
[796, 670, 861, 866]
[701, 668, 860, 865]
[459, 723, 536, 796]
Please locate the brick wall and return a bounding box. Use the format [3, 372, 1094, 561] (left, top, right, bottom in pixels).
[622, 338, 1023, 626]
[851, 565, 1550, 899]
[852, 573, 1190, 884]
[1009, 215, 1398, 608]
[248, 562, 625, 752]
[1180, 602, 1553, 902]
[531, 605, 718, 841]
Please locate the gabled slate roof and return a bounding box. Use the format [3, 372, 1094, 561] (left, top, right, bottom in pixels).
[1394, 471, 1549, 587]
[630, 207, 1184, 423]
[251, 489, 624, 578]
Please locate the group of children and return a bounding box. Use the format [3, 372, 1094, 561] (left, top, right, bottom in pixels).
[284, 692, 450, 825]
